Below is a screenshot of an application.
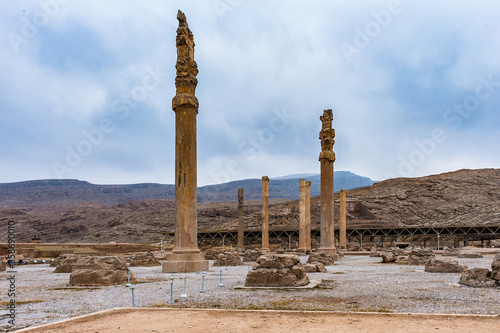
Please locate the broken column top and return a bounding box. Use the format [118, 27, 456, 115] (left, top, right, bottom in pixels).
[172, 10, 199, 111]
[319, 109, 335, 162]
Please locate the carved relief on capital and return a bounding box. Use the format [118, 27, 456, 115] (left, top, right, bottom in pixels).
[319, 151, 336, 162]
[319, 109, 336, 161]
[173, 11, 198, 112]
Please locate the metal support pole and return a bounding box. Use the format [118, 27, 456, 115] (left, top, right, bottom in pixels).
[180, 277, 188, 299]
[169, 280, 174, 304]
[218, 270, 224, 287]
[131, 287, 135, 307]
[200, 274, 205, 293]
[437, 234, 440, 250]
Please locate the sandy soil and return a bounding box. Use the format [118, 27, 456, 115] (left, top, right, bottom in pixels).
[17, 308, 500, 333]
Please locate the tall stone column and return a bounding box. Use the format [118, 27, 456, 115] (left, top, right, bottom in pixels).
[318, 109, 339, 259]
[298, 179, 307, 251]
[238, 188, 244, 250]
[163, 10, 208, 273]
[261, 176, 270, 251]
[305, 180, 312, 250]
[339, 188, 347, 250]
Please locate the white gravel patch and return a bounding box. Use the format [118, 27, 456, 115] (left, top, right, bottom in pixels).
[1, 255, 499, 331]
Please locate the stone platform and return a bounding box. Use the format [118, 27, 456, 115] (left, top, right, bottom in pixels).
[161, 252, 209, 273]
[235, 279, 322, 289]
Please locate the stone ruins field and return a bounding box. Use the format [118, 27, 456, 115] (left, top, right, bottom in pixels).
[1, 254, 499, 331]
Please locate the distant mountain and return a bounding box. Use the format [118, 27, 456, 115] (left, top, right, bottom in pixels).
[198, 171, 375, 202]
[0, 171, 375, 208]
[1, 169, 497, 244]
[272, 173, 317, 180]
[0, 179, 175, 208]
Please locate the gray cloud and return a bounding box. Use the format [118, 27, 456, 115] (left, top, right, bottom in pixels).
[0, 0, 499, 186]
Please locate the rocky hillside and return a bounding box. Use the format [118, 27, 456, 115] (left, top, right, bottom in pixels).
[0, 171, 374, 208]
[0, 169, 498, 243]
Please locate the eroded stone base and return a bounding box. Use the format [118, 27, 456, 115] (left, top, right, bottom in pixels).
[162, 252, 209, 273]
[318, 248, 340, 261]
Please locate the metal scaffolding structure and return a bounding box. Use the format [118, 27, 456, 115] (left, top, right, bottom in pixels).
[162, 225, 499, 247]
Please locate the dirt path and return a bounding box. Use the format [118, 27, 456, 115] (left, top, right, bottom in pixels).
[17, 308, 499, 333]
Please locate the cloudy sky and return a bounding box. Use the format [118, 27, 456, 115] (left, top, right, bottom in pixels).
[1, 0, 499, 186]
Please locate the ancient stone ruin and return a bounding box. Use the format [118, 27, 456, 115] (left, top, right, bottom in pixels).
[245, 254, 309, 287]
[127, 252, 161, 267]
[407, 248, 435, 265]
[457, 252, 483, 258]
[424, 258, 467, 273]
[491, 254, 500, 281]
[243, 248, 262, 262]
[162, 10, 208, 273]
[339, 188, 347, 249]
[204, 249, 222, 261]
[261, 176, 270, 251]
[304, 262, 327, 273]
[442, 247, 460, 256]
[237, 188, 245, 250]
[211, 251, 242, 267]
[381, 252, 396, 263]
[459, 254, 500, 288]
[307, 252, 335, 266]
[69, 256, 134, 286]
[318, 109, 339, 260]
[53, 254, 79, 273]
[459, 268, 496, 288]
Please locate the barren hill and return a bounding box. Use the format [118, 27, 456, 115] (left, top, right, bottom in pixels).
[0, 169, 498, 243]
[0, 171, 373, 208]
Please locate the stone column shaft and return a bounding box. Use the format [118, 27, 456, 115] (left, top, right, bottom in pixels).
[339, 188, 347, 249]
[318, 109, 338, 258]
[173, 106, 198, 253]
[238, 188, 244, 250]
[262, 176, 270, 251]
[320, 160, 335, 250]
[163, 10, 208, 273]
[298, 179, 307, 251]
[305, 181, 312, 250]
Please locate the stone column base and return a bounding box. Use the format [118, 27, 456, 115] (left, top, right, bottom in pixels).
[162, 252, 209, 273]
[318, 247, 340, 261]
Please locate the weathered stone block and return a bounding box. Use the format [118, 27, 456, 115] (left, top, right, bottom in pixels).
[53, 254, 79, 273]
[442, 247, 460, 257]
[127, 252, 161, 267]
[307, 252, 335, 266]
[245, 254, 309, 287]
[491, 254, 500, 281]
[407, 248, 435, 265]
[458, 252, 483, 258]
[243, 249, 262, 262]
[69, 256, 133, 286]
[459, 268, 496, 288]
[212, 251, 242, 267]
[425, 258, 467, 273]
[162, 252, 209, 273]
[381, 252, 396, 263]
[304, 262, 327, 273]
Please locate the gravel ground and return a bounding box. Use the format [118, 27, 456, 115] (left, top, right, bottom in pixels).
[1, 254, 499, 331]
